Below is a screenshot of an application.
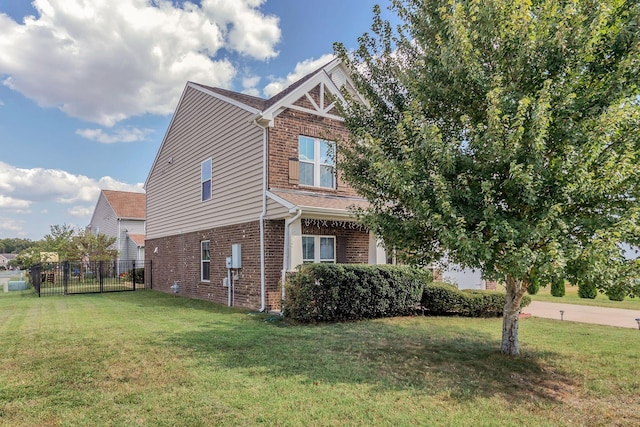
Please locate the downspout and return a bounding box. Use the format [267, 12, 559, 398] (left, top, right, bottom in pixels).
[281, 209, 302, 302]
[253, 118, 269, 312]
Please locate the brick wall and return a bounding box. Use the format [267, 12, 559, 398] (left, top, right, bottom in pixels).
[301, 221, 369, 264]
[268, 108, 358, 197]
[144, 217, 374, 310]
[145, 219, 285, 310]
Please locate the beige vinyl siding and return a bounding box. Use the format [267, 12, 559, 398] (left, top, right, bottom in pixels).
[265, 197, 291, 219]
[146, 86, 264, 239]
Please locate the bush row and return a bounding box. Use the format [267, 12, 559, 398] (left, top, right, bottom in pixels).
[421, 282, 531, 317]
[283, 264, 531, 322]
[283, 264, 429, 322]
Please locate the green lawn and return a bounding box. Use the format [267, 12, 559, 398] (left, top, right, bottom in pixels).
[1, 290, 638, 426]
[527, 284, 640, 310]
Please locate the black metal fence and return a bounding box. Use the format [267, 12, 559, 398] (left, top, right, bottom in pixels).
[29, 260, 152, 297]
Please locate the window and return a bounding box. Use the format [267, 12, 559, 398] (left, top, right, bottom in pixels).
[298, 136, 335, 188]
[201, 241, 210, 281]
[302, 235, 335, 263]
[201, 159, 212, 201]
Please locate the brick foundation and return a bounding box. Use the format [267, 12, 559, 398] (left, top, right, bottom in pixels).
[146, 219, 284, 311]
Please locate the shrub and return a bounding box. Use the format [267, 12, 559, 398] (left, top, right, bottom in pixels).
[283, 264, 430, 322]
[527, 280, 540, 295]
[128, 267, 144, 283]
[550, 278, 566, 297]
[606, 284, 627, 301]
[578, 281, 598, 299]
[421, 282, 532, 318]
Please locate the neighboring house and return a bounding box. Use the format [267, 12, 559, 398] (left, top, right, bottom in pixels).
[145, 59, 388, 311]
[440, 266, 496, 290]
[0, 253, 17, 270]
[87, 190, 146, 262]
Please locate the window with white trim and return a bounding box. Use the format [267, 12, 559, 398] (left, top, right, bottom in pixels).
[201, 240, 210, 281]
[201, 158, 212, 201]
[302, 235, 335, 263]
[298, 136, 335, 188]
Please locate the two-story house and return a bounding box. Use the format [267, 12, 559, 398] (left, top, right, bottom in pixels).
[145, 59, 388, 311]
[87, 190, 146, 263]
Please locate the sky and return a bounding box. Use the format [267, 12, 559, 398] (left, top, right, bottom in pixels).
[0, 0, 397, 241]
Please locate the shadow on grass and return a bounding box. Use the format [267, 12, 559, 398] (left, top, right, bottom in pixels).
[46, 290, 574, 405]
[163, 310, 575, 404]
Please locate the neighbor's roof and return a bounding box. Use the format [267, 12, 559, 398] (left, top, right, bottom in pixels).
[127, 234, 145, 247]
[1, 254, 18, 260]
[102, 190, 146, 220]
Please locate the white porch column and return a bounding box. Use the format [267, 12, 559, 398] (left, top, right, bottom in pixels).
[368, 231, 387, 264]
[288, 216, 303, 270]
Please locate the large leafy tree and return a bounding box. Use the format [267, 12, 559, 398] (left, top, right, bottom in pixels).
[336, 0, 640, 355]
[69, 230, 118, 262]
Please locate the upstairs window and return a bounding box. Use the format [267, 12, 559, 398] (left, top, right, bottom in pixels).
[201, 158, 212, 201]
[299, 136, 335, 189]
[302, 235, 336, 263]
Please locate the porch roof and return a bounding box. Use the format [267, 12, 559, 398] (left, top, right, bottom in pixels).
[267, 189, 369, 218]
[127, 234, 145, 247]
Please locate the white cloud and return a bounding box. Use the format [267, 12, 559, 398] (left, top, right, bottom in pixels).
[0, 161, 142, 206]
[263, 54, 335, 97]
[0, 195, 31, 211]
[0, 0, 281, 126]
[0, 216, 26, 233]
[202, 0, 280, 60]
[76, 127, 153, 143]
[68, 205, 93, 217]
[241, 74, 261, 96]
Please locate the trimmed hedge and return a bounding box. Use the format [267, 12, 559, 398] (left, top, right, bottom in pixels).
[550, 278, 566, 297]
[578, 281, 598, 299]
[283, 264, 429, 322]
[421, 282, 532, 318]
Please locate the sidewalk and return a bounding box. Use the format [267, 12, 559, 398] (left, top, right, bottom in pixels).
[523, 301, 640, 329]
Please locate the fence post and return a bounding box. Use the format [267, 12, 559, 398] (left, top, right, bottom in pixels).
[63, 261, 69, 295]
[31, 264, 41, 297]
[99, 260, 104, 293]
[132, 260, 136, 291]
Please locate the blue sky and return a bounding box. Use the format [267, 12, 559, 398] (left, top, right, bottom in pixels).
[0, 0, 396, 241]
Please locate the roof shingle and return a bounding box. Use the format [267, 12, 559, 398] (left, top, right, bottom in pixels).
[102, 190, 146, 220]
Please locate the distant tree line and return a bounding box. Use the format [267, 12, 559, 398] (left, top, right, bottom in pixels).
[0, 238, 35, 255]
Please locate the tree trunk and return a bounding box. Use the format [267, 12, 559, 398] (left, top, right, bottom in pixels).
[501, 276, 527, 356]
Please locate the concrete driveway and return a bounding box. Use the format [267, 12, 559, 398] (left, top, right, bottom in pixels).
[523, 301, 640, 329]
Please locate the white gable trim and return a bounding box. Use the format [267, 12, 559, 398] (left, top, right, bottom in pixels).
[260, 68, 348, 124]
[266, 190, 297, 213]
[188, 82, 262, 115]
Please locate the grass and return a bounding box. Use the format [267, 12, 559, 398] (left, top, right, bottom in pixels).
[527, 284, 640, 310]
[1, 290, 639, 426]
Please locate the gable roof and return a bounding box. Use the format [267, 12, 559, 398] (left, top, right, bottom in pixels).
[190, 57, 357, 125]
[191, 57, 340, 113]
[102, 190, 146, 220]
